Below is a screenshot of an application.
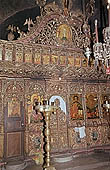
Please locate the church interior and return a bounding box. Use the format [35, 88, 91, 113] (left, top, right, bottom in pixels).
[0, 0, 110, 170]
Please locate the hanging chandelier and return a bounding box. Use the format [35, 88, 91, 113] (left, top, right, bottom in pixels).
[84, 0, 110, 74]
[93, 0, 110, 74]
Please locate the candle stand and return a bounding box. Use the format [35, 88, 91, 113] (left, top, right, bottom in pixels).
[35, 101, 57, 170]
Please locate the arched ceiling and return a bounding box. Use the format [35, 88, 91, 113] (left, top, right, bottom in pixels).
[0, 0, 84, 24]
[0, 0, 108, 41]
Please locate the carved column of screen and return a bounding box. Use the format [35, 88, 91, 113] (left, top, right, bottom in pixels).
[0, 80, 4, 159]
[0, 42, 4, 61]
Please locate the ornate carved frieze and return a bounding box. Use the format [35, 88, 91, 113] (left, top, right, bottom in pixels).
[25, 80, 45, 97]
[2, 79, 24, 105]
[0, 60, 109, 82]
[68, 82, 84, 94]
[85, 84, 99, 93]
[4, 2, 91, 51]
[46, 79, 67, 100]
[20, 12, 90, 49]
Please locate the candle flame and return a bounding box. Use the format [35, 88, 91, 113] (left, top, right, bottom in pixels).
[95, 19, 97, 26]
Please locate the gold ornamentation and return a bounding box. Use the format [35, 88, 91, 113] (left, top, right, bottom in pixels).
[56, 24, 72, 43]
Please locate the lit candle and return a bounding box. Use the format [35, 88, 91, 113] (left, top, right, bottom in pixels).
[106, 100, 108, 104]
[95, 19, 98, 43]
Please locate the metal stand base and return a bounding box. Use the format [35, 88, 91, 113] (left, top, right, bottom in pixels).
[44, 166, 56, 170]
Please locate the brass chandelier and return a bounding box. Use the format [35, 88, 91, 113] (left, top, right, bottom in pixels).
[85, 0, 110, 74]
[93, 0, 110, 74]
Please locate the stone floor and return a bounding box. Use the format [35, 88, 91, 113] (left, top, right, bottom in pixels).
[24, 151, 110, 170]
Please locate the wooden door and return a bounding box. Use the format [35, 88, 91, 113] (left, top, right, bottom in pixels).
[4, 99, 25, 160]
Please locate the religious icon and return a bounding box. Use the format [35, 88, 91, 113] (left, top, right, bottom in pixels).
[16, 52, 23, 62]
[86, 94, 99, 119]
[60, 55, 66, 65]
[70, 94, 83, 120]
[42, 55, 50, 64]
[5, 51, 12, 61]
[25, 52, 32, 63]
[51, 55, 58, 64]
[68, 56, 74, 65]
[8, 97, 20, 117]
[56, 24, 72, 43]
[74, 57, 81, 67]
[28, 94, 43, 124]
[82, 58, 87, 67]
[34, 53, 41, 64]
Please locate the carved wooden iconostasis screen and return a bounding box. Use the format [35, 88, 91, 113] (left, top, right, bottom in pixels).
[0, 0, 110, 163]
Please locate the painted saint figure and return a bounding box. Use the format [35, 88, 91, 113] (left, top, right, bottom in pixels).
[86, 94, 99, 119]
[70, 95, 83, 119]
[56, 24, 72, 42]
[8, 97, 20, 117]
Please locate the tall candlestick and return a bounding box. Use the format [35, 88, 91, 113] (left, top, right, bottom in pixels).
[34, 104, 57, 170]
[107, 1, 110, 27]
[95, 19, 98, 43]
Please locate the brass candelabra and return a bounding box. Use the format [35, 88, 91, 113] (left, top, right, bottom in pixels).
[34, 100, 57, 170]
